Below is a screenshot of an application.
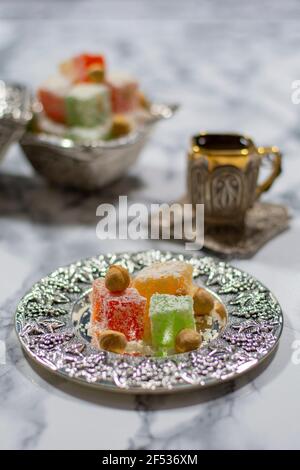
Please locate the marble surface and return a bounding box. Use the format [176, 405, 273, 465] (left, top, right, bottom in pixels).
[1, 0, 300, 450]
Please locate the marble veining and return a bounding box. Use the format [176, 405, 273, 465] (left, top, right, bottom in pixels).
[0, 0, 300, 450]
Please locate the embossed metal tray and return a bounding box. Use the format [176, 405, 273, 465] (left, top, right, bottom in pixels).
[15, 250, 283, 394]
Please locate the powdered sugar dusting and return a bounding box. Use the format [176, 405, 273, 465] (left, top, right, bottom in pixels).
[150, 293, 193, 316]
[134, 261, 192, 281]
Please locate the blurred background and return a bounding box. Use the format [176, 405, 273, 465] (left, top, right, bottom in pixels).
[1, 0, 300, 202]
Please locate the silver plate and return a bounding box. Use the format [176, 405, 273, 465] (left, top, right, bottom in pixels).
[15, 250, 283, 394]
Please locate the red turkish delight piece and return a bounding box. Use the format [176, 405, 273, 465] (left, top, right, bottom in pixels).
[91, 279, 146, 341]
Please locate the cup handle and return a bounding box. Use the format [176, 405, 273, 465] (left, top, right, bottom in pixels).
[255, 146, 282, 198]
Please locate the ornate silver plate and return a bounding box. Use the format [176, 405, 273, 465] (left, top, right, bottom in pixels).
[15, 250, 283, 394]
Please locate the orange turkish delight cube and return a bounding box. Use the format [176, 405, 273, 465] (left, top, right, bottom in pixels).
[132, 261, 194, 341]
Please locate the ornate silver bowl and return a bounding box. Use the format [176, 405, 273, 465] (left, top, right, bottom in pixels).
[15, 250, 283, 394]
[0, 80, 32, 161]
[20, 103, 178, 191]
[0, 80, 178, 190]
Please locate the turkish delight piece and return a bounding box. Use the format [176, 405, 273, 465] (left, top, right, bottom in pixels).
[38, 74, 70, 123]
[65, 83, 111, 128]
[106, 72, 139, 113]
[132, 261, 194, 299]
[66, 123, 110, 141]
[60, 53, 106, 83]
[132, 261, 194, 341]
[91, 279, 146, 341]
[150, 294, 195, 354]
[91, 278, 107, 324]
[37, 113, 66, 136]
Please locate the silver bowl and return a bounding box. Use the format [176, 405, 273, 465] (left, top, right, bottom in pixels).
[20, 103, 178, 191]
[0, 80, 32, 161]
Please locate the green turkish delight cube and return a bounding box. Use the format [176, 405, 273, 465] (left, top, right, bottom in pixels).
[150, 294, 195, 354]
[65, 83, 111, 128]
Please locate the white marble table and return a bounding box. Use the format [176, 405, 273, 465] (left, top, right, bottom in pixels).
[0, 0, 300, 450]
